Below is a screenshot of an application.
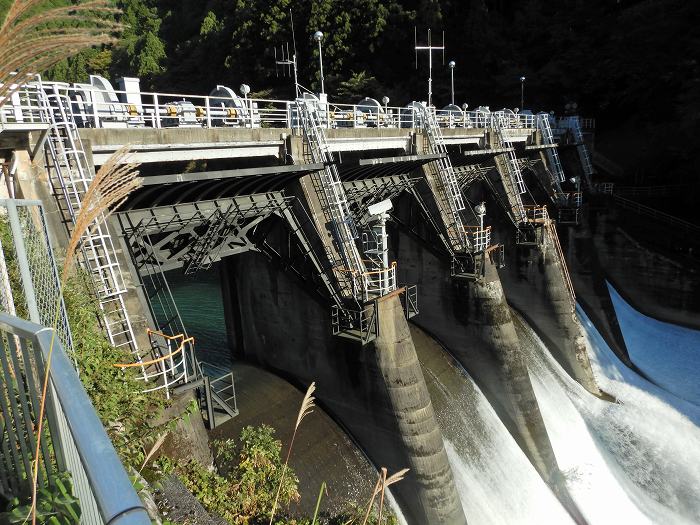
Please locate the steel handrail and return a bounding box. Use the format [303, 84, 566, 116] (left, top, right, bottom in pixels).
[0, 312, 150, 524]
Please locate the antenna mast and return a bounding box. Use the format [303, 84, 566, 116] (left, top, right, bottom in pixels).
[414, 28, 445, 108]
[274, 10, 300, 98]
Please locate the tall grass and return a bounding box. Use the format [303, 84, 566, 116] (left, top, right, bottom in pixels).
[30, 147, 140, 524]
[0, 0, 119, 100]
[362, 467, 409, 525]
[269, 381, 316, 524]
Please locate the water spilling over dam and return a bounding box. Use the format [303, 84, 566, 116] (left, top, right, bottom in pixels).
[1, 70, 698, 524]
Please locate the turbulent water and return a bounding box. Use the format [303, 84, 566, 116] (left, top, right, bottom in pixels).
[414, 328, 573, 524]
[419, 306, 700, 525]
[166, 267, 700, 524]
[518, 307, 700, 524]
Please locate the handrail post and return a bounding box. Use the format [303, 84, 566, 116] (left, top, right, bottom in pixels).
[205, 96, 211, 128]
[153, 93, 160, 128]
[90, 88, 99, 128]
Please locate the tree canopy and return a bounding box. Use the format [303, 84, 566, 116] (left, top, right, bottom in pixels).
[5, 0, 699, 180]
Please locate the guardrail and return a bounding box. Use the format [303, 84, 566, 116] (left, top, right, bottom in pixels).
[114, 329, 197, 399]
[462, 225, 492, 252]
[1, 79, 546, 132]
[524, 205, 549, 223]
[613, 194, 700, 234]
[0, 312, 150, 525]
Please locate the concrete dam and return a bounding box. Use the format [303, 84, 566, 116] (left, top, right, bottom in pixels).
[2, 76, 699, 524]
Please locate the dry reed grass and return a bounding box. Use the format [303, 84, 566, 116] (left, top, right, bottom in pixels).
[30, 147, 140, 524]
[0, 0, 120, 101]
[269, 381, 316, 524]
[362, 467, 409, 525]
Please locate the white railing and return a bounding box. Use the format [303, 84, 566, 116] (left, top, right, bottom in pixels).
[524, 205, 549, 223]
[463, 226, 492, 253]
[362, 261, 397, 300]
[114, 329, 196, 399]
[565, 192, 583, 207]
[1, 79, 546, 132]
[0, 83, 44, 126]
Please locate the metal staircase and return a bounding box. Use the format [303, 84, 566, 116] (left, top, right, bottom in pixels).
[38, 85, 139, 356]
[491, 112, 528, 224]
[296, 97, 366, 298]
[568, 116, 595, 187]
[536, 114, 567, 200]
[416, 104, 471, 252]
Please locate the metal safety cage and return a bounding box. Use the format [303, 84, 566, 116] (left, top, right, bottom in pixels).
[0, 199, 74, 360]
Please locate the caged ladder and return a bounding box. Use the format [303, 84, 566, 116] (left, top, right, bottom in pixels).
[491, 112, 528, 224]
[416, 104, 472, 253]
[536, 114, 566, 184]
[295, 97, 366, 298]
[568, 116, 595, 187]
[38, 85, 140, 357]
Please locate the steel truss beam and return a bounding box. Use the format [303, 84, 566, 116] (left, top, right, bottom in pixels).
[117, 193, 292, 275]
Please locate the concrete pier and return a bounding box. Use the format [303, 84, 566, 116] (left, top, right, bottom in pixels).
[393, 224, 561, 488]
[221, 253, 467, 525]
[540, 239, 599, 394]
[372, 295, 466, 525]
[468, 259, 560, 481]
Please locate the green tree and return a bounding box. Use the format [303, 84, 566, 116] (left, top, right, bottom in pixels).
[111, 0, 166, 86]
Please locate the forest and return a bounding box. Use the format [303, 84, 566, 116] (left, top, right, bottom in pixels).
[11, 0, 700, 182]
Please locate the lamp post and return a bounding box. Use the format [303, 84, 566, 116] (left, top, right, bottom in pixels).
[448, 60, 456, 106]
[520, 76, 526, 110]
[313, 31, 325, 94]
[240, 84, 251, 127]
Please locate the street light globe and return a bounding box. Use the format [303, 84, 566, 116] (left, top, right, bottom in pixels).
[461, 103, 469, 110]
[475, 202, 486, 217]
[382, 96, 390, 105]
[448, 60, 456, 69]
[239, 84, 250, 96]
[313, 31, 324, 42]
[520, 76, 526, 82]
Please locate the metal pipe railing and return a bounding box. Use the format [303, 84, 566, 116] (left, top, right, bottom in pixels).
[2, 80, 551, 132]
[0, 312, 150, 525]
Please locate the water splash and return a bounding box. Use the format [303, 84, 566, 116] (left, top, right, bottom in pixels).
[516, 309, 700, 524]
[415, 328, 572, 524]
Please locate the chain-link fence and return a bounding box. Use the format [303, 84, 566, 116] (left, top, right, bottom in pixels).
[0, 199, 73, 355]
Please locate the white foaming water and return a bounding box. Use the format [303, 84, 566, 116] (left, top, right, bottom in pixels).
[516, 308, 700, 525]
[417, 333, 573, 525]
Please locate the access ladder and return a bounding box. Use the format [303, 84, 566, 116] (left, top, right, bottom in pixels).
[38, 85, 140, 357]
[417, 104, 472, 253]
[491, 113, 528, 224]
[296, 97, 366, 298]
[568, 116, 595, 188]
